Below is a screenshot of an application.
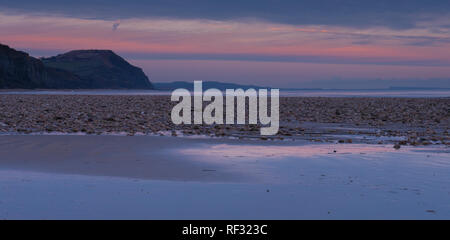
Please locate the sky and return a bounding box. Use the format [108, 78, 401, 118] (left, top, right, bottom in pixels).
[1, 0, 449, 88]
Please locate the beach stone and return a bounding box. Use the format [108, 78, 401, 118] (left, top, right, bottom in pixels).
[0, 95, 447, 144]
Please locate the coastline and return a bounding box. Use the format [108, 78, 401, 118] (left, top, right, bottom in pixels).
[0, 93, 448, 219]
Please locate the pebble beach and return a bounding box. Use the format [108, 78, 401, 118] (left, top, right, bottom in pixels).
[1, 95, 449, 219]
[0, 94, 448, 146]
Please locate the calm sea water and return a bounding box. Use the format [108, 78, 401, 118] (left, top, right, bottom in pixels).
[0, 89, 449, 97]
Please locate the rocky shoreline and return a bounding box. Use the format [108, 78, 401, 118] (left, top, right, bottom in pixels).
[0, 95, 448, 146]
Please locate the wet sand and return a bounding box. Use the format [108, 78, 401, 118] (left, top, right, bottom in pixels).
[0, 135, 449, 219]
[0, 135, 252, 182]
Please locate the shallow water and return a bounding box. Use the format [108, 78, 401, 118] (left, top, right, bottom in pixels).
[0, 135, 449, 219]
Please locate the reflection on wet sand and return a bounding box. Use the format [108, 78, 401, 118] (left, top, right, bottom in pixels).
[180, 143, 400, 159]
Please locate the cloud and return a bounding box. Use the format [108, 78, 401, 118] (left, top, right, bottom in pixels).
[112, 20, 120, 31]
[120, 52, 450, 67]
[1, 0, 450, 29]
[1, 12, 449, 66]
[1, 10, 449, 88]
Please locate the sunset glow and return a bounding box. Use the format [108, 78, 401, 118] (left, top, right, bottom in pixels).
[1, 1, 449, 88]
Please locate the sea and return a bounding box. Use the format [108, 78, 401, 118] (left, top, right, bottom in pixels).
[0, 89, 449, 97]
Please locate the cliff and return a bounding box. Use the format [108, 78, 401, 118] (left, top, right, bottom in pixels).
[0, 44, 153, 89]
[42, 50, 153, 89]
[0, 44, 49, 88]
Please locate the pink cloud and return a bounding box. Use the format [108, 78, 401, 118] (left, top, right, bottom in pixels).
[1, 12, 449, 85]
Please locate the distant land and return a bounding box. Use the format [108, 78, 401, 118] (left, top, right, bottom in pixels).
[152, 81, 449, 91]
[0, 43, 153, 89]
[153, 81, 272, 91]
[154, 81, 324, 91]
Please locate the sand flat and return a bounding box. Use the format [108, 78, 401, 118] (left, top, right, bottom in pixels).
[0, 135, 449, 219]
[0, 135, 253, 182]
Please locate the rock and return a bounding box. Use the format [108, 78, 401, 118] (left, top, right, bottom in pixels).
[393, 144, 401, 149]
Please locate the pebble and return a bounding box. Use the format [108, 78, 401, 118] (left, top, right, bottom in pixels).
[0, 95, 447, 145]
